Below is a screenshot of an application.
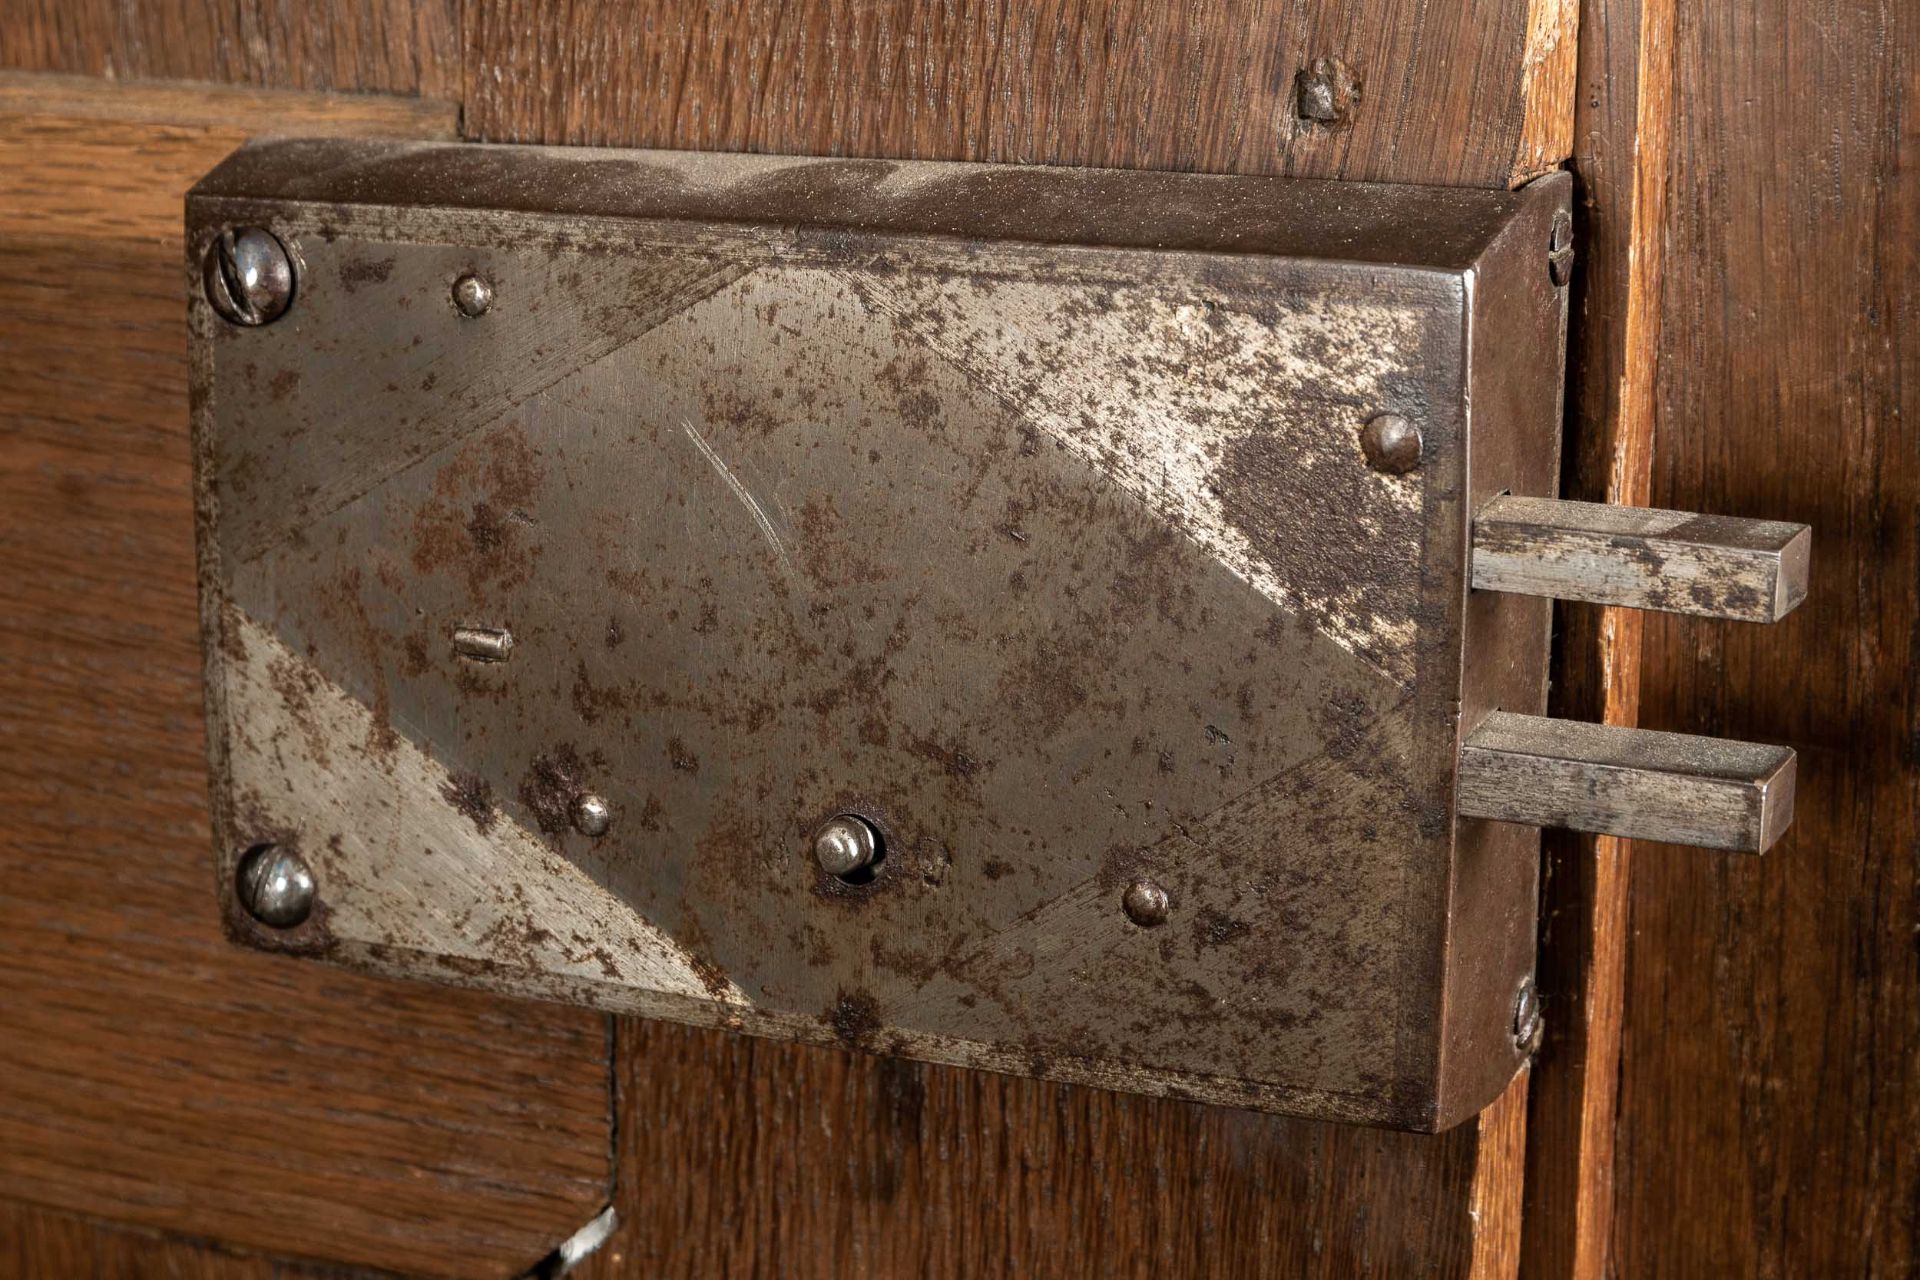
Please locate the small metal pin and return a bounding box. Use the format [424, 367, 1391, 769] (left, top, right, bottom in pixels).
[1121, 879, 1170, 927]
[235, 843, 315, 928]
[571, 793, 612, 837]
[452, 273, 495, 318]
[812, 814, 881, 879]
[452, 626, 514, 662]
[204, 227, 294, 326]
[1359, 413, 1422, 474]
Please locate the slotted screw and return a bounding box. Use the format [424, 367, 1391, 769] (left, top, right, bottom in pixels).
[203, 227, 294, 326]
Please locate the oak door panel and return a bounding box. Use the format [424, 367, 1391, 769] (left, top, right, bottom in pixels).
[0, 1, 460, 98]
[578, 1022, 1525, 1280]
[1613, 0, 1920, 1273]
[462, 0, 1576, 188]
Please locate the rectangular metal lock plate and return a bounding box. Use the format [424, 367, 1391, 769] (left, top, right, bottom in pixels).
[190, 141, 1572, 1131]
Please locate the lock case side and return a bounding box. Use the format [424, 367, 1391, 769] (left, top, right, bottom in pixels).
[1432, 171, 1569, 1128]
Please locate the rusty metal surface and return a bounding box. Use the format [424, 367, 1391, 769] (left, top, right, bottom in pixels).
[188, 140, 1569, 1131]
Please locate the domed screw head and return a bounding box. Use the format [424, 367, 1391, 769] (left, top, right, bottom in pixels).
[571, 793, 612, 838]
[203, 227, 295, 326]
[235, 843, 315, 928]
[812, 814, 881, 879]
[1121, 878, 1170, 927]
[452, 273, 495, 318]
[1359, 412, 1422, 474]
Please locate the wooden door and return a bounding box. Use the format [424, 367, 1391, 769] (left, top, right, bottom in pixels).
[0, 1, 1909, 1276]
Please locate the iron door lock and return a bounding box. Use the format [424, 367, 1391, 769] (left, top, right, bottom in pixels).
[187, 141, 1807, 1132]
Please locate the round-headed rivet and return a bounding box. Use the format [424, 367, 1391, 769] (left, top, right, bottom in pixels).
[572, 793, 612, 837]
[812, 814, 881, 879]
[452, 273, 495, 318]
[1548, 210, 1576, 287]
[203, 227, 294, 326]
[1513, 976, 1545, 1055]
[1121, 879, 1170, 927]
[235, 843, 315, 928]
[1359, 413, 1422, 474]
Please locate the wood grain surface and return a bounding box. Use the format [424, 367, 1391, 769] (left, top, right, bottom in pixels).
[0, 82, 611, 1279]
[578, 1021, 1528, 1280]
[0, 1201, 343, 1279]
[0, 68, 459, 134]
[460, 0, 1576, 190]
[0, 0, 460, 98]
[1611, 0, 1919, 1273]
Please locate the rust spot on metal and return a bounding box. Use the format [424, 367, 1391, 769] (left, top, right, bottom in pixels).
[399, 631, 432, 677]
[465, 501, 508, 554]
[1194, 908, 1253, 950]
[408, 427, 546, 597]
[517, 744, 592, 836]
[337, 254, 395, 292]
[265, 653, 330, 768]
[670, 909, 739, 1001]
[827, 989, 884, 1049]
[666, 737, 700, 773]
[215, 601, 251, 665]
[634, 794, 665, 831]
[904, 733, 988, 785]
[570, 659, 628, 725]
[440, 771, 498, 833]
